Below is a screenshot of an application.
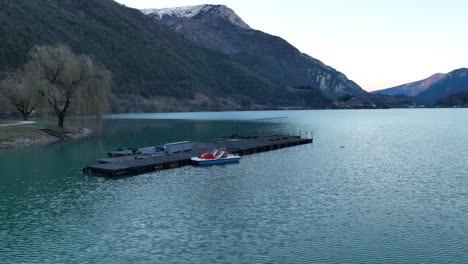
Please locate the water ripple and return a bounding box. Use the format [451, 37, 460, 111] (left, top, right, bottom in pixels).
[1, 109, 468, 263]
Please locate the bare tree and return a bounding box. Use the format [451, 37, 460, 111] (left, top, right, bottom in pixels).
[0, 74, 42, 121]
[26, 44, 111, 127]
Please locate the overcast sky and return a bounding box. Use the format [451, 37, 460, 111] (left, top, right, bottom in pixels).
[115, 0, 468, 91]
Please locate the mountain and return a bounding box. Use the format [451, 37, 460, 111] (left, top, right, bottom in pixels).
[435, 91, 468, 107]
[143, 5, 251, 30]
[373, 73, 446, 97]
[373, 69, 468, 106]
[415, 68, 468, 106]
[0, 0, 335, 112]
[142, 5, 369, 101]
[368, 93, 416, 108]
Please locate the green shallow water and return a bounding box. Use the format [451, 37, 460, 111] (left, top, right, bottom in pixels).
[1, 109, 468, 263]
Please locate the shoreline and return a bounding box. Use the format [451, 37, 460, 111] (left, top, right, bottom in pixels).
[0, 121, 36, 127]
[0, 122, 94, 149]
[0, 135, 57, 149]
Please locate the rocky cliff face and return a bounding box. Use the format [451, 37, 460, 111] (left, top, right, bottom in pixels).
[143, 5, 369, 101]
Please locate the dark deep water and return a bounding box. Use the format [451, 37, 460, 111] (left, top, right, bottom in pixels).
[1, 109, 468, 263]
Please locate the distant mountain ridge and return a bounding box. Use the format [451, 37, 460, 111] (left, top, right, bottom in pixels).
[373, 73, 446, 97]
[374, 69, 468, 106]
[415, 68, 468, 105]
[142, 4, 370, 101]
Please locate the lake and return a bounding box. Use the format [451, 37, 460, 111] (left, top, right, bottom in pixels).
[1, 109, 468, 263]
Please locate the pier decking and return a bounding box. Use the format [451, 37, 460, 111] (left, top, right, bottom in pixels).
[84, 134, 313, 176]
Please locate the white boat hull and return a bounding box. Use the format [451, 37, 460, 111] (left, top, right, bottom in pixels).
[191, 155, 240, 165]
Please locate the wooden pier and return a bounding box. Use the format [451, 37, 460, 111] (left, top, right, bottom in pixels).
[84, 134, 313, 176]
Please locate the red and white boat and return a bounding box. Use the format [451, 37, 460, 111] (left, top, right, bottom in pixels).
[191, 150, 240, 165]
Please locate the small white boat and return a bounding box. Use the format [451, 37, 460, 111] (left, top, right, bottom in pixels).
[191, 150, 240, 165]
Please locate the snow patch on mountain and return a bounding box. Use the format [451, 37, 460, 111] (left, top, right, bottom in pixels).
[142, 5, 251, 29]
[142, 5, 212, 19]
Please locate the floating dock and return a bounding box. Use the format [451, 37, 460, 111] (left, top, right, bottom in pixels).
[84, 134, 313, 176]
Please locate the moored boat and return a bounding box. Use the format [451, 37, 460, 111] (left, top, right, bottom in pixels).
[191, 150, 240, 165]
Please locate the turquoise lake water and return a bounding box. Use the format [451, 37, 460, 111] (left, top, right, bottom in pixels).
[1, 109, 468, 263]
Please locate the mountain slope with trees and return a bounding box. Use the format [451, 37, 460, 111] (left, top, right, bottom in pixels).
[143, 4, 370, 101]
[0, 0, 334, 111]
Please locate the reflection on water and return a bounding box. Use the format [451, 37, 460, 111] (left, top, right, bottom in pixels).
[1, 109, 468, 263]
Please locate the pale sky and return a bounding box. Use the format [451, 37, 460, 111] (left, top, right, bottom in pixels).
[115, 0, 468, 91]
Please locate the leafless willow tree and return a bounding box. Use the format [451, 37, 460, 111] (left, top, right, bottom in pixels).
[77, 63, 112, 128]
[0, 73, 43, 120]
[26, 44, 111, 127]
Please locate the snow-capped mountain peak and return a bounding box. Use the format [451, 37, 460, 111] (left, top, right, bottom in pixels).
[141, 4, 251, 29]
[142, 5, 212, 19]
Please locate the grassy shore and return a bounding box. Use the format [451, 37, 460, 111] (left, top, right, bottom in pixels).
[0, 120, 19, 125]
[0, 119, 93, 149]
[0, 124, 54, 148]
